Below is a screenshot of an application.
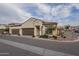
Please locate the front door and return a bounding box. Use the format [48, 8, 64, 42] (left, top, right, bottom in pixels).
[35, 26, 40, 36]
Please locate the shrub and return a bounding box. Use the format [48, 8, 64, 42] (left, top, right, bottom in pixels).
[32, 35, 35, 37]
[39, 35, 48, 38]
[61, 34, 66, 38]
[18, 33, 20, 36]
[53, 36, 57, 39]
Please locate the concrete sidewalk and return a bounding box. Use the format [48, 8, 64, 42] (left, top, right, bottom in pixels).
[0, 34, 79, 42]
[0, 39, 72, 56]
[9, 35, 79, 42]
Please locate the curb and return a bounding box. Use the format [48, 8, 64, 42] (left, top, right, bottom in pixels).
[33, 37, 79, 43]
[2, 35, 79, 43]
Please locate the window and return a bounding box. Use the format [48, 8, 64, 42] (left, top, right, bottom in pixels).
[45, 25, 52, 35]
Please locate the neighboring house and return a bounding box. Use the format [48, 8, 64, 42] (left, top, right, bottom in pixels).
[70, 26, 79, 30]
[0, 24, 8, 34]
[70, 26, 79, 33]
[9, 17, 58, 37]
[8, 23, 21, 27]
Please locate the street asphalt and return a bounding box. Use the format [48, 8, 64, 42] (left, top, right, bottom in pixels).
[0, 39, 41, 56]
[0, 35, 79, 56]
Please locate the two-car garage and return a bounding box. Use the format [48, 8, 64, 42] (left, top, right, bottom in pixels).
[11, 28, 34, 36]
[9, 17, 44, 36]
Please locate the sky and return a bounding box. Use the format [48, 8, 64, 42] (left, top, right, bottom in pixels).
[0, 3, 79, 26]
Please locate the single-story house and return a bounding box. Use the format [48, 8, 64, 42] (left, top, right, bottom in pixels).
[9, 17, 58, 37]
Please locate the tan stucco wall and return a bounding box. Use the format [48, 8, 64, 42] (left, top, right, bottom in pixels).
[9, 26, 21, 29]
[0, 25, 6, 29]
[21, 18, 43, 36]
[21, 18, 43, 28]
[9, 26, 21, 35]
[42, 26, 46, 35]
[53, 29, 58, 36]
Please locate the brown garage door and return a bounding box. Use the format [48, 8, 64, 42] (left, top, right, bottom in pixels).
[12, 29, 19, 35]
[0, 29, 4, 34]
[22, 28, 34, 35]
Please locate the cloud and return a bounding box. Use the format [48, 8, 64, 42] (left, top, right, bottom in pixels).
[0, 3, 32, 24]
[52, 5, 71, 18]
[71, 4, 79, 9]
[34, 3, 72, 25]
[0, 3, 79, 26]
[33, 4, 71, 20]
[32, 4, 76, 26]
[36, 3, 51, 14]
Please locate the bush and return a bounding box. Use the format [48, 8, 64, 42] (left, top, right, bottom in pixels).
[61, 34, 66, 38]
[32, 35, 35, 37]
[74, 30, 79, 33]
[53, 36, 57, 39]
[18, 34, 20, 36]
[39, 35, 48, 38]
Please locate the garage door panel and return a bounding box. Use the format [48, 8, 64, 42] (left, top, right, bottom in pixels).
[22, 28, 34, 35]
[12, 29, 19, 35]
[0, 29, 4, 34]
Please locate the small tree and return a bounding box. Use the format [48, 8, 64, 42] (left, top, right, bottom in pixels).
[64, 25, 70, 30]
[45, 28, 52, 34]
[45, 25, 57, 35]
